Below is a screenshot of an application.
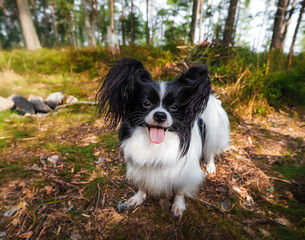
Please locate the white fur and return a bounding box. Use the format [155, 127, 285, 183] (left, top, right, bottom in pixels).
[171, 194, 186, 217]
[121, 94, 230, 215]
[126, 190, 146, 208]
[121, 123, 206, 197]
[201, 95, 230, 173]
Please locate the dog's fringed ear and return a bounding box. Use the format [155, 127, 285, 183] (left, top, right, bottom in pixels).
[175, 63, 211, 118]
[97, 58, 151, 127]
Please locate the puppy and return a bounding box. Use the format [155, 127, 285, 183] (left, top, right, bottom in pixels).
[97, 58, 230, 217]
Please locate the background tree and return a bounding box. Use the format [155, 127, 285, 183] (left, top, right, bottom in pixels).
[50, 0, 59, 45]
[288, 0, 305, 68]
[81, 0, 94, 47]
[16, 0, 41, 50]
[223, 0, 239, 47]
[270, 0, 289, 50]
[189, 0, 199, 44]
[108, 0, 119, 54]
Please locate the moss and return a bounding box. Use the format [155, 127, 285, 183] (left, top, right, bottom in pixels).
[84, 177, 110, 198]
[274, 164, 305, 181]
[99, 131, 119, 152]
[274, 225, 303, 240]
[0, 161, 31, 185]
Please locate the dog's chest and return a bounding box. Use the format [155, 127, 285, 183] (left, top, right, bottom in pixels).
[120, 127, 181, 167]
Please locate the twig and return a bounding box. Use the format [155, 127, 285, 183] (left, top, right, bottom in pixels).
[51, 177, 75, 187]
[95, 183, 101, 212]
[269, 176, 291, 184]
[36, 225, 46, 240]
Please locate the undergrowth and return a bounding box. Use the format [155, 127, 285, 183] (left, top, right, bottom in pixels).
[0, 45, 304, 115]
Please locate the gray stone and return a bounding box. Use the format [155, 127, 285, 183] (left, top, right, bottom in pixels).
[47, 155, 60, 165]
[66, 95, 78, 104]
[259, 229, 271, 237]
[96, 157, 105, 165]
[10, 95, 35, 115]
[0, 96, 14, 112]
[28, 95, 52, 113]
[45, 92, 64, 109]
[3, 207, 20, 217]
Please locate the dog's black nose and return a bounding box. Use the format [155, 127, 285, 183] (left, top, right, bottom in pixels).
[153, 111, 167, 123]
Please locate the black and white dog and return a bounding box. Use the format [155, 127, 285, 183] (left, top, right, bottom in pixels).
[97, 58, 229, 217]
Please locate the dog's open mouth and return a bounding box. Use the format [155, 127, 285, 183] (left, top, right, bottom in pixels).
[146, 125, 168, 144]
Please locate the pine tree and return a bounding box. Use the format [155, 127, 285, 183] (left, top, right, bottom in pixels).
[16, 0, 41, 50]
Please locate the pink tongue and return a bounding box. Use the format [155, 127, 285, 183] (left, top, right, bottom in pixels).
[149, 127, 165, 144]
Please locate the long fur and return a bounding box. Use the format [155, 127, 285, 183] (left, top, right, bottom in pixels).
[97, 58, 230, 215]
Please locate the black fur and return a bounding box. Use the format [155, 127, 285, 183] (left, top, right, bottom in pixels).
[97, 58, 211, 156]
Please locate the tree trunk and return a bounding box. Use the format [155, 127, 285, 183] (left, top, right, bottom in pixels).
[198, 0, 204, 42]
[189, 0, 199, 44]
[29, 0, 43, 46]
[108, 0, 120, 55]
[130, 0, 135, 44]
[71, 10, 78, 48]
[270, 0, 289, 50]
[288, 0, 305, 68]
[82, 0, 94, 47]
[281, 0, 297, 51]
[223, 0, 239, 47]
[50, 0, 58, 45]
[146, 0, 150, 45]
[120, 0, 125, 45]
[90, 0, 97, 47]
[16, 0, 41, 50]
[42, 0, 51, 46]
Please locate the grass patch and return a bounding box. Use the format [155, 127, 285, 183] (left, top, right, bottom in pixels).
[274, 164, 305, 181]
[99, 131, 119, 152]
[85, 176, 110, 198]
[0, 161, 30, 185]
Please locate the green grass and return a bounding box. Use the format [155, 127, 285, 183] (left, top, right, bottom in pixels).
[99, 131, 119, 152]
[274, 164, 305, 181]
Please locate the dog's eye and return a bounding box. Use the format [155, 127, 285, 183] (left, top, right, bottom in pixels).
[169, 104, 178, 112]
[142, 100, 152, 109]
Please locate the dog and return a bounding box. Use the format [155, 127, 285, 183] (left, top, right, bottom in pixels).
[97, 58, 230, 217]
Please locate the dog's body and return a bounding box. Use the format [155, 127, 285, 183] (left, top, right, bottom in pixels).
[97, 58, 230, 217]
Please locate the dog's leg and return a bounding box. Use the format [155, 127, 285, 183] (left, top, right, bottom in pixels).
[171, 194, 186, 217]
[205, 152, 216, 174]
[125, 190, 146, 209]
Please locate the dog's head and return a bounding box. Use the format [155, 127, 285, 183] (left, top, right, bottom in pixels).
[97, 58, 211, 154]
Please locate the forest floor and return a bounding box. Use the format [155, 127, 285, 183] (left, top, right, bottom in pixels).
[0, 69, 305, 240]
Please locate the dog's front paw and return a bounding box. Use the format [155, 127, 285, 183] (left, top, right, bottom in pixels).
[125, 191, 146, 209]
[171, 195, 186, 218]
[206, 162, 216, 174]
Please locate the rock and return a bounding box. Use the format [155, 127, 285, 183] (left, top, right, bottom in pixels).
[0, 232, 7, 237]
[70, 233, 81, 240]
[96, 157, 105, 165]
[221, 199, 231, 211]
[259, 229, 271, 237]
[47, 155, 60, 165]
[10, 95, 35, 115]
[275, 217, 292, 227]
[66, 95, 78, 104]
[39, 156, 47, 167]
[243, 226, 255, 236]
[28, 95, 52, 113]
[45, 92, 64, 109]
[0, 96, 14, 112]
[3, 207, 20, 217]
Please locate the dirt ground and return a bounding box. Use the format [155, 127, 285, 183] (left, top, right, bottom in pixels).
[0, 102, 305, 239]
